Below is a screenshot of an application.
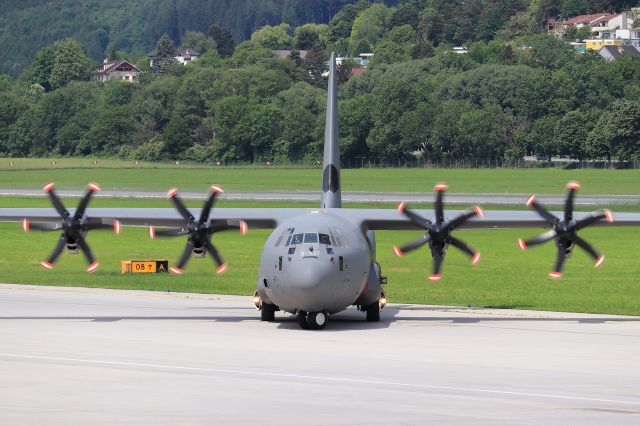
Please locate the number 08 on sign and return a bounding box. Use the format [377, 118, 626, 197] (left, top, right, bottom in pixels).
[121, 260, 169, 274]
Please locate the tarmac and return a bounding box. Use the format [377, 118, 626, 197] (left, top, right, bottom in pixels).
[1, 284, 639, 425]
[1, 188, 639, 205]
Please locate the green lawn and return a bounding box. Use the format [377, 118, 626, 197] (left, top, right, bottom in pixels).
[1, 157, 639, 194]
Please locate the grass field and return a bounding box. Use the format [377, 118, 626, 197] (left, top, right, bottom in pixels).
[1, 157, 640, 194]
[0, 197, 639, 315]
[1, 159, 639, 315]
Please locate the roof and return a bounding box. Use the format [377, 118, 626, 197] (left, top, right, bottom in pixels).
[271, 49, 308, 59]
[598, 45, 640, 60]
[95, 60, 141, 75]
[176, 48, 199, 57]
[563, 13, 620, 27]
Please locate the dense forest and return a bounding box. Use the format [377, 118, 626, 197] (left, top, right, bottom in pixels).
[1, 0, 640, 163]
[0, 0, 397, 77]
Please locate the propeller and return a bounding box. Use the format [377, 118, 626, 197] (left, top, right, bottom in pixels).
[393, 182, 484, 282]
[517, 181, 613, 279]
[22, 182, 121, 272]
[149, 185, 248, 275]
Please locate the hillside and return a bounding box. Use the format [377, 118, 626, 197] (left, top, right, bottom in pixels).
[0, 0, 396, 77]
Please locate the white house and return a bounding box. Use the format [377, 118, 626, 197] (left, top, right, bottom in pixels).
[95, 60, 141, 82]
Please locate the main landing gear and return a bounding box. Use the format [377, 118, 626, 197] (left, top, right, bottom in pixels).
[298, 311, 328, 330]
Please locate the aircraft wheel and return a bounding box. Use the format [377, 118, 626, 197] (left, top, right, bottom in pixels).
[261, 302, 277, 321]
[365, 302, 380, 322]
[306, 311, 328, 330]
[297, 311, 310, 329]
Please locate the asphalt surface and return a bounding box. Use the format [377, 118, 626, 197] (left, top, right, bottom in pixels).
[1, 284, 639, 425]
[1, 188, 639, 205]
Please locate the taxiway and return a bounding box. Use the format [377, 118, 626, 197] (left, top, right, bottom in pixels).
[1, 284, 639, 425]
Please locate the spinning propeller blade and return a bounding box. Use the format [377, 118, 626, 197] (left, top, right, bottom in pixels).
[151, 185, 246, 274]
[25, 182, 119, 271]
[393, 183, 483, 281]
[518, 181, 612, 278]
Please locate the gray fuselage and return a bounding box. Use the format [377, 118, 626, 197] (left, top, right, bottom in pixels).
[256, 210, 376, 314]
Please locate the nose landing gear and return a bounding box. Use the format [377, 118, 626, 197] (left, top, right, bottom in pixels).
[297, 311, 328, 330]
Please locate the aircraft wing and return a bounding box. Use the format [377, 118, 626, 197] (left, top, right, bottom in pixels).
[337, 208, 640, 230]
[0, 207, 311, 229]
[2, 207, 640, 230]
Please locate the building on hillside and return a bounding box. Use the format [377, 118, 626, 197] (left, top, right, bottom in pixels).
[598, 44, 640, 61]
[148, 48, 200, 68]
[175, 48, 200, 64]
[560, 13, 632, 37]
[95, 60, 141, 82]
[271, 49, 308, 59]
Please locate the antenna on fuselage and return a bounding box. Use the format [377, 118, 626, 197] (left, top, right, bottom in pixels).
[321, 52, 341, 209]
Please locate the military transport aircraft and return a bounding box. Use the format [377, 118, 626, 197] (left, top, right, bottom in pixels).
[2, 54, 640, 330]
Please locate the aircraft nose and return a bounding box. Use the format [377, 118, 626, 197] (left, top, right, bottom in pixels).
[285, 256, 338, 311]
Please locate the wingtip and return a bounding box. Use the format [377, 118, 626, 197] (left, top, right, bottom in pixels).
[43, 181, 55, 192]
[428, 274, 442, 282]
[397, 201, 406, 213]
[22, 218, 30, 233]
[87, 182, 101, 192]
[239, 220, 248, 236]
[167, 188, 178, 199]
[210, 184, 224, 193]
[148, 226, 156, 239]
[548, 271, 563, 279]
[595, 255, 605, 268]
[113, 220, 122, 235]
[473, 206, 485, 218]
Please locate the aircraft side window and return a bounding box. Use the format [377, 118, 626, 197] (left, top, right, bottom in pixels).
[304, 233, 318, 243]
[330, 227, 348, 248]
[329, 232, 337, 246]
[291, 233, 303, 245]
[285, 235, 292, 246]
[319, 233, 331, 245]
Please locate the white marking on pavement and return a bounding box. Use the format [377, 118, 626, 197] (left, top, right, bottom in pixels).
[1, 353, 639, 406]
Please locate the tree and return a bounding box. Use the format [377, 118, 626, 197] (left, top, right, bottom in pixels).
[350, 3, 394, 50]
[150, 33, 176, 74]
[495, 11, 538, 41]
[251, 23, 293, 50]
[48, 38, 93, 89]
[182, 31, 217, 55]
[32, 47, 55, 91]
[303, 48, 327, 87]
[587, 100, 640, 161]
[207, 25, 235, 58]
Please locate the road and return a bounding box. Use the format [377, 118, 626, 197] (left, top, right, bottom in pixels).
[1, 284, 639, 425]
[1, 188, 639, 205]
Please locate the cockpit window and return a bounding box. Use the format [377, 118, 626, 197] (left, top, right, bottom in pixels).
[329, 228, 348, 248]
[304, 233, 318, 243]
[291, 234, 304, 245]
[319, 234, 331, 245]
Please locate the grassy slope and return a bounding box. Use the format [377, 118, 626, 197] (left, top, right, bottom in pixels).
[1, 158, 640, 194]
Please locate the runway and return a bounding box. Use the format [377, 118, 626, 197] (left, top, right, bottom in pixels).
[1, 284, 640, 425]
[1, 188, 639, 205]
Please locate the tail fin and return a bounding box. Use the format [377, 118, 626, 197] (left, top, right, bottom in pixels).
[321, 52, 341, 209]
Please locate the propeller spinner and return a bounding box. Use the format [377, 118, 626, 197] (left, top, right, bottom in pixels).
[22, 182, 121, 272]
[149, 185, 247, 275]
[517, 181, 613, 279]
[393, 182, 484, 282]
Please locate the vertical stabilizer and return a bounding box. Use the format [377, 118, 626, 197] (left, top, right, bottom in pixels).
[321, 52, 341, 209]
